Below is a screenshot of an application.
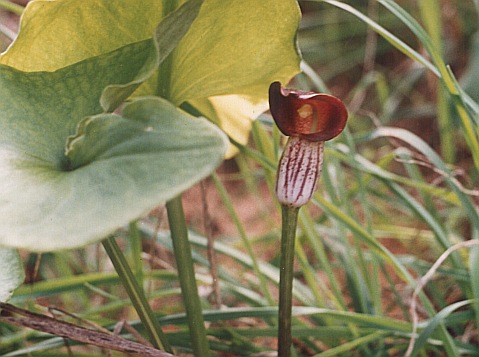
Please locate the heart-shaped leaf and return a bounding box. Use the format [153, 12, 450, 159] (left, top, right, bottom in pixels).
[0, 0, 165, 71]
[1, 0, 301, 158]
[0, 248, 24, 302]
[0, 45, 227, 251]
[168, 0, 301, 104]
[0, 40, 156, 163]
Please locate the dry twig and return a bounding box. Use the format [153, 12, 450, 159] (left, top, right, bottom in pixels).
[0, 303, 178, 357]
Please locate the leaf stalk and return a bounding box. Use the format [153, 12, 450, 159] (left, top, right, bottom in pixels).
[102, 236, 172, 352]
[166, 196, 211, 357]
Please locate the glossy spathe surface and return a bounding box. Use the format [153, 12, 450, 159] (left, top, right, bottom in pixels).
[269, 82, 348, 142]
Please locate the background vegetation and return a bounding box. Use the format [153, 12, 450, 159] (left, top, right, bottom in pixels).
[1, 0, 479, 356]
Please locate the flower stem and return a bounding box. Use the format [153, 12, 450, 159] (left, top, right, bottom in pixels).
[166, 195, 211, 357]
[278, 204, 300, 357]
[102, 236, 172, 352]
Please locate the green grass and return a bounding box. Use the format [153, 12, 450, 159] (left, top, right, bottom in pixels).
[2, 0, 479, 356]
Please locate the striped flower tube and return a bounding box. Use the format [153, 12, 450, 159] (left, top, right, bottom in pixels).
[269, 82, 348, 207]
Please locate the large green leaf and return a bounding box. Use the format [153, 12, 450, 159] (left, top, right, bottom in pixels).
[0, 46, 227, 252]
[0, 40, 156, 164]
[100, 0, 203, 112]
[1, 0, 301, 157]
[0, 0, 165, 71]
[2, 0, 301, 97]
[0, 248, 24, 302]
[167, 0, 301, 103]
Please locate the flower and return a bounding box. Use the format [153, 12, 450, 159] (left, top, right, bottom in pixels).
[269, 82, 348, 207]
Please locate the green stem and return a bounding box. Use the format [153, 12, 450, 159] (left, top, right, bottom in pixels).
[158, 1, 209, 354]
[0, 0, 24, 15]
[102, 237, 172, 352]
[129, 221, 144, 285]
[278, 205, 300, 357]
[166, 195, 211, 357]
[157, 0, 177, 99]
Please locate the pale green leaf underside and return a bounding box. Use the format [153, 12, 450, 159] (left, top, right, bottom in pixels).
[0, 97, 227, 252]
[0, 248, 24, 302]
[0, 40, 156, 164]
[0, 42, 227, 251]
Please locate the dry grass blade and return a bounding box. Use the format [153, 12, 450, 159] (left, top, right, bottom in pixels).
[0, 303, 177, 357]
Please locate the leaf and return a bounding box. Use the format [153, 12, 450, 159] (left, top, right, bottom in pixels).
[189, 95, 268, 158]
[154, 0, 204, 66]
[409, 300, 474, 357]
[0, 0, 165, 71]
[368, 127, 479, 231]
[168, 0, 302, 104]
[0, 46, 227, 251]
[0, 248, 24, 302]
[138, 0, 302, 154]
[0, 40, 156, 163]
[1, 0, 301, 157]
[100, 0, 204, 112]
[2, 0, 301, 101]
[469, 245, 479, 335]
[459, 31, 479, 104]
[313, 332, 386, 357]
